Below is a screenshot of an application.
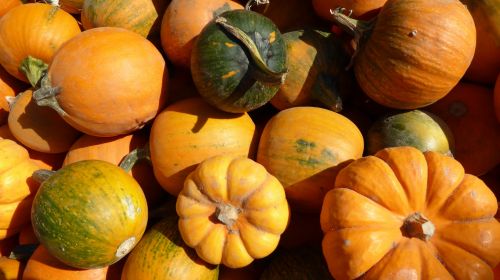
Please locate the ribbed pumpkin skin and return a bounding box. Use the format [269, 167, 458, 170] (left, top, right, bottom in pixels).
[121, 215, 219, 280]
[320, 146, 500, 279]
[191, 9, 287, 113]
[256, 106, 364, 213]
[353, 0, 476, 109]
[31, 160, 148, 269]
[0, 3, 81, 82]
[59, 0, 84, 14]
[81, 0, 169, 38]
[0, 0, 21, 17]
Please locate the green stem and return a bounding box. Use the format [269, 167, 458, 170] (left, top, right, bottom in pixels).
[19, 56, 48, 88]
[32, 169, 56, 184]
[32, 74, 67, 116]
[215, 16, 287, 85]
[245, 0, 270, 11]
[119, 143, 151, 173]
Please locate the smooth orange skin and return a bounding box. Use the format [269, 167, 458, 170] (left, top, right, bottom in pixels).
[320, 146, 500, 280]
[0, 65, 26, 126]
[0, 3, 81, 82]
[494, 74, 500, 123]
[312, 0, 386, 20]
[47, 27, 168, 137]
[0, 0, 21, 17]
[160, 0, 243, 68]
[0, 257, 23, 280]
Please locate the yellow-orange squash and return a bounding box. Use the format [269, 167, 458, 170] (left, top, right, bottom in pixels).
[320, 146, 500, 279]
[0, 65, 25, 126]
[0, 256, 23, 280]
[0, 0, 21, 18]
[176, 155, 290, 268]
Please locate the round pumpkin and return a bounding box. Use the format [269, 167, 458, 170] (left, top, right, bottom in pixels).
[312, 0, 386, 20]
[256, 106, 364, 213]
[320, 146, 500, 279]
[160, 0, 243, 68]
[191, 9, 287, 113]
[59, 0, 84, 14]
[31, 160, 148, 269]
[149, 97, 258, 196]
[0, 256, 23, 280]
[0, 3, 81, 84]
[176, 154, 290, 268]
[331, 0, 476, 109]
[0, 65, 26, 126]
[81, 0, 169, 38]
[494, 73, 500, 123]
[121, 214, 219, 280]
[0, 0, 21, 17]
[270, 29, 348, 111]
[366, 110, 454, 156]
[7, 89, 81, 154]
[22, 245, 109, 280]
[32, 27, 168, 137]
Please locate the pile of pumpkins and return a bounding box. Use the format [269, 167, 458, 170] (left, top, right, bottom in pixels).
[0, 0, 499, 279]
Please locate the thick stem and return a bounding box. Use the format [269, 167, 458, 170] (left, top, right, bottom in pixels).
[216, 203, 240, 228]
[32, 74, 67, 116]
[245, 0, 270, 11]
[119, 143, 151, 173]
[32, 169, 56, 184]
[215, 16, 287, 85]
[311, 73, 343, 112]
[401, 212, 435, 241]
[19, 56, 48, 88]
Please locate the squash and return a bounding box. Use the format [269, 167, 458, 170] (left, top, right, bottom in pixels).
[0, 0, 21, 17]
[331, 0, 476, 109]
[320, 146, 500, 279]
[0, 65, 26, 126]
[176, 154, 290, 268]
[426, 82, 500, 176]
[0, 3, 81, 84]
[81, 0, 169, 38]
[0, 257, 23, 280]
[18, 224, 38, 246]
[22, 245, 109, 280]
[149, 97, 258, 196]
[366, 110, 454, 156]
[7, 89, 81, 154]
[312, 0, 386, 20]
[270, 29, 348, 111]
[0, 235, 17, 257]
[31, 160, 148, 268]
[32, 27, 168, 137]
[257, 106, 364, 213]
[495, 73, 500, 123]
[121, 214, 219, 280]
[191, 9, 287, 113]
[0, 138, 42, 239]
[160, 0, 243, 68]
[59, 0, 84, 14]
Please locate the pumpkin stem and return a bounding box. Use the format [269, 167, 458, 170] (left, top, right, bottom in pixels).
[245, 0, 270, 12]
[311, 73, 343, 112]
[215, 203, 240, 228]
[32, 74, 67, 116]
[19, 56, 48, 88]
[32, 169, 56, 183]
[401, 212, 435, 241]
[119, 143, 151, 173]
[5, 95, 17, 110]
[215, 16, 287, 85]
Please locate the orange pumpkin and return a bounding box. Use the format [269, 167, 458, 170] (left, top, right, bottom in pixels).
[426, 82, 500, 176]
[0, 3, 81, 84]
[32, 27, 168, 137]
[257, 106, 364, 213]
[176, 154, 290, 268]
[160, 0, 243, 68]
[0, 257, 23, 280]
[495, 73, 500, 123]
[320, 146, 500, 279]
[149, 97, 258, 196]
[0, 0, 21, 18]
[59, 0, 84, 14]
[0, 65, 26, 125]
[312, 0, 386, 20]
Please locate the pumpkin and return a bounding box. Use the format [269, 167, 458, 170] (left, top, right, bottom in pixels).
[320, 146, 500, 279]
[63, 132, 167, 209]
[366, 110, 454, 156]
[256, 106, 364, 213]
[0, 3, 81, 84]
[31, 160, 148, 268]
[32, 27, 168, 137]
[176, 154, 290, 268]
[7, 89, 81, 154]
[160, 0, 243, 68]
[59, 0, 84, 14]
[81, 0, 169, 38]
[121, 214, 219, 280]
[22, 245, 109, 280]
[426, 82, 500, 176]
[495, 73, 500, 123]
[0, 65, 25, 126]
[0, 257, 23, 280]
[312, 0, 386, 20]
[331, 0, 476, 109]
[0, 0, 21, 17]
[0, 235, 17, 257]
[149, 97, 258, 196]
[18, 224, 38, 246]
[0, 137, 41, 240]
[191, 9, 287, 113]
[270, 29, 348, 111]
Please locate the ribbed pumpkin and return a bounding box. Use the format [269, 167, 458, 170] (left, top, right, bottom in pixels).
[0, 138, 41, 240]
[257, 106, 364, 213]
[191, 9, 287, 113]
[149, 97, 258, 196]
[312, 0, 386, 20]
[22, 245, 109, 280]
[32, 27, 168, 137]
[270, 29, 348, 111]
[121, 214, 219, 280]
[366, 110, 454, 156]
[176, 154, 290, 268]
[0, 3, 81, 84]
[0, 256, 23, 280]
[31, 160, 148, 269]
[0, 0, 21, 17]
[7, 89, 81, 154]
[320, 146, 500, 279]
[331, 0, 476, 109]
[160, 0, 243, 68]
[81, 0, 169, 38]
[59, 0, 84, 14]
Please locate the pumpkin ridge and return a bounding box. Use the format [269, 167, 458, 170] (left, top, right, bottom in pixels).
[239, 173, 272, 209]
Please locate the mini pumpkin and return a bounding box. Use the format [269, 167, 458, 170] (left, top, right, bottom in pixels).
[176, 154, 290, 268]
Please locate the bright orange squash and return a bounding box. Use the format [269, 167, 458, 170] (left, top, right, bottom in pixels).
[0, 256, 23, 280]
[0, 0, 21, 17]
